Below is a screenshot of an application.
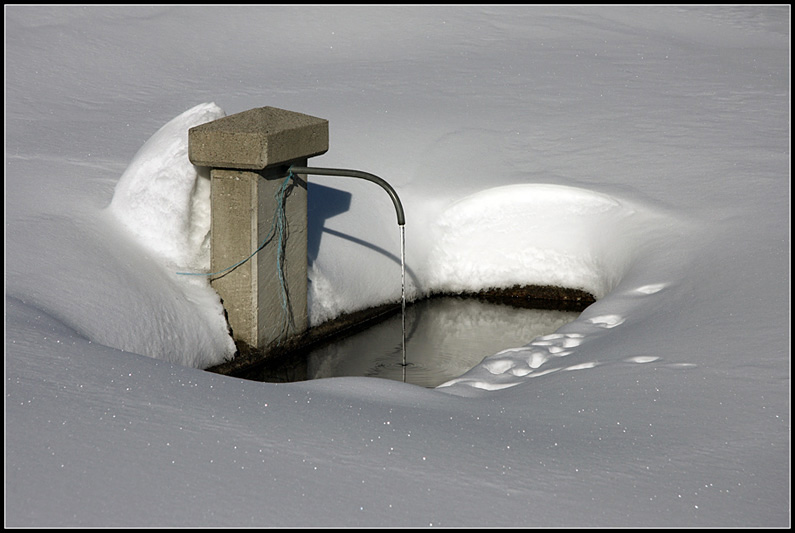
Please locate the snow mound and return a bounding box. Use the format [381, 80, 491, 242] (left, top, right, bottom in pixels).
[425, 184, 641, 299]
[101, 102, 236, 367]
[108, 102, 225, 271]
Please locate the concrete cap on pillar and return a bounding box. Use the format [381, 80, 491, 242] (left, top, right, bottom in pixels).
[188, 106, 329, 170]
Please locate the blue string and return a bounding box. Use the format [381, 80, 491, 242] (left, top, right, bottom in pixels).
[177, 172, 293, 279]
[178, 171, 296, 339]
[273, 174, 294, 332]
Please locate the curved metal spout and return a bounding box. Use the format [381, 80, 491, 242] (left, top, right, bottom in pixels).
[289, 166, 405, 226]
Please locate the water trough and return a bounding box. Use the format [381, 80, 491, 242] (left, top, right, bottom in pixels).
[189, 106, 595, 385]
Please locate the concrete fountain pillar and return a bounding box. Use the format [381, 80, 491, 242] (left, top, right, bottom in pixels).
[188, 107, 328, 354]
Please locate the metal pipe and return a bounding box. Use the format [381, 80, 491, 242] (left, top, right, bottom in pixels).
[289, 166, 405, 226]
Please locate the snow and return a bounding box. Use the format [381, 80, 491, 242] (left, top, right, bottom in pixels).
[108, 102, 224, 273]
[424, 183, 667, 300]
[5, 5, 790, 527]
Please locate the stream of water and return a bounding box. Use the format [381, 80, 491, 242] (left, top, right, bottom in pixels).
[400, 225, 407, 370]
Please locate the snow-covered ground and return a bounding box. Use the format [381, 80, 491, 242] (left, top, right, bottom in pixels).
[5, 5, 790, 527]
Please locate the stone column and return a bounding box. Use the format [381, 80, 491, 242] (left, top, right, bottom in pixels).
[188, 107, 328, 353]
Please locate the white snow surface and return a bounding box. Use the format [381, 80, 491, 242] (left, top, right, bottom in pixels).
[5, 5, 790, 527]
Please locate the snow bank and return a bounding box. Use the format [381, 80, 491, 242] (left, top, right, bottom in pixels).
[425, 183, 644, 299]
[6, 103, 236, 369]
[6, 208, 236, 369]
[98, 102, 238, 367]
[108, 102, 225, 271]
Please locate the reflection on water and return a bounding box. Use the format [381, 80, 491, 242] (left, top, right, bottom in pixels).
[246, 297, 579, 388]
